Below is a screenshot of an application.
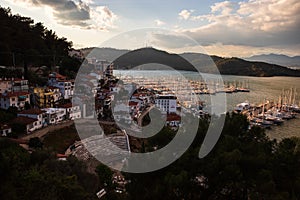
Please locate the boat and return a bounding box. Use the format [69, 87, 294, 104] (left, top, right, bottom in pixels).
[234, 101, 251, 113]
[264, 115, 284, 125]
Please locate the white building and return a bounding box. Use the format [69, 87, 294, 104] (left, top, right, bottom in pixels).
[48, 72, 74, 99]
[0, 77, 29, 93]
[155, 94, 177, 114]
[54, 81, 74, 99]
[42, 108, 67, 124]
[17, 108, 46, 129]
[12, 78, 29, 92]
[0, 124, 12, 136]
[166, 114, 181, 127]
[0, 92, 30, 110]
[10, 116, 39, 134]
[58, 103, 81, 120]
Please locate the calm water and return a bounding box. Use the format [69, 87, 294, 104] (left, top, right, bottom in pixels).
[115, 70, 300, 140]
[217, 75, 300, 140]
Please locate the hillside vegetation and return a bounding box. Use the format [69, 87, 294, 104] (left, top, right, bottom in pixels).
[83, 47, 300, 77]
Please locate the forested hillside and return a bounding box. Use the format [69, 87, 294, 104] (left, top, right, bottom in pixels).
[0, 7, 81, 78]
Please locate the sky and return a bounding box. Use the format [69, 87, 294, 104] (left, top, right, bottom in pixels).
[1, 0, 300, 57]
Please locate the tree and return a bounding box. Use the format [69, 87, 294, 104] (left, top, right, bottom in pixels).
[28, 137, 43, 149]
[96, 164, 113, 188]
[11, 123, 26, 135]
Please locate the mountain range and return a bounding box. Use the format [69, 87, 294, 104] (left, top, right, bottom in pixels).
[81, 47, 300, 77]
[244, 54, 300, 68]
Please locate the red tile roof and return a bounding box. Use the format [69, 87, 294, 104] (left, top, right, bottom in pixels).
[129, 101, 138, 106]
[0, 77, 26, 82]
[10, 116, 37, 125]
[167, 114, 181, 121]
[49, 72, 66, 81]
[58, 103, 73, 108]
[47, 86, 60, 90]
[0, 123, 11, 130]
[19, 108, 46, 115]
[0, 91, 30, 98]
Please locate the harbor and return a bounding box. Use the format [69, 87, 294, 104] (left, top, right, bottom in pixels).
[115, 70, 300, 139]
[234, 88, 299, 131]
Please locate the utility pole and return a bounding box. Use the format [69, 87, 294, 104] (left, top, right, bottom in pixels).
[12, 52, 15, 68]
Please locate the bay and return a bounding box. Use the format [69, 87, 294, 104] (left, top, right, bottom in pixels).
[114, 70, 300, 140]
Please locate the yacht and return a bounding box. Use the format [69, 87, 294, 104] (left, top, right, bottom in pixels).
[234, 101, 251, 112]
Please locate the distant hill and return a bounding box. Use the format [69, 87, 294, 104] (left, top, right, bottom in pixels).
[82, 47, 300, 77]
[245, 54, 300, 68]
[81, 47, 129, 62]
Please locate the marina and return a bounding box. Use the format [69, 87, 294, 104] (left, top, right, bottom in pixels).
[115, 70, 300, 139]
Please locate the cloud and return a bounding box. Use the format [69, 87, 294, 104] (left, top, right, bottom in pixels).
[13, 0, 117, 30]
[148, 32, 196, 49]
[154, 19, 166, 26]
[90, 6, 118, 30]
[211, 1, 235, 15]
[178, 9, 193, 20]
[175, 0, 300, 49]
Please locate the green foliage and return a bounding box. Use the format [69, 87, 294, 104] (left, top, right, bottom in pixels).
[0, 138, 99, 200]
[28, 137, 43, 149]
[43, 125, 80, 153]
[0, 109, 16, 123]
[147, 126, 176, 149]
[0, 6, 81, 80]
[96, 164, 113, 187]
[124, 113, 300, 200]
[11, 123, 26, 135]
[111, 47, 300, 77]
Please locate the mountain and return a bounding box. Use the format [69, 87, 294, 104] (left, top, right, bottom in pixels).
[81, 47, 129, 62]
[82, 47, 300, 77]
[245, 54, 300, 68]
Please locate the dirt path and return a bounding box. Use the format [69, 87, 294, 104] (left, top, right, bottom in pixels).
[20, 120, 74, 140]
[137, 104, 155, 126]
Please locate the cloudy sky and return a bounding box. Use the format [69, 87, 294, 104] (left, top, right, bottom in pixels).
[1, 0, 299, 57]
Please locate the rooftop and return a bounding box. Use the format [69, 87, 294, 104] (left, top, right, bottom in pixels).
[167, 114, 181, 121]
[58, 103, 73, 108]
[0, 91, 30, 98]
[19, 108, 46, 115]
[0, 123, 11, 130]
[49, 72, 67, 81]
[10, 116, 37, 125]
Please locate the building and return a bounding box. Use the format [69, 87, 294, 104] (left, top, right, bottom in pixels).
[0, 78, 13, 94]
[48, 72, 74, 99]
[166, 114, 181, 127]
[55, 81, 74, 99]
[0, 77, 29, 93]
[33, 86, 62, 108]
[155, 94, 177, 114]
[0, 124, 12, 136]
[87, 59, 114, 79]
[58, 103, 81, 120]
[0, 92, 30, 110]
[42, 108, 67, 124]
[105, 63, 114, 79]
[10, 116, 39, 134]
[12, 78, 29, 92]
[17, 108, 46, 129]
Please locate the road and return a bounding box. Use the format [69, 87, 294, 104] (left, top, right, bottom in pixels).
[20, 120, 74, 140]
[137, 104, 155, 126]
